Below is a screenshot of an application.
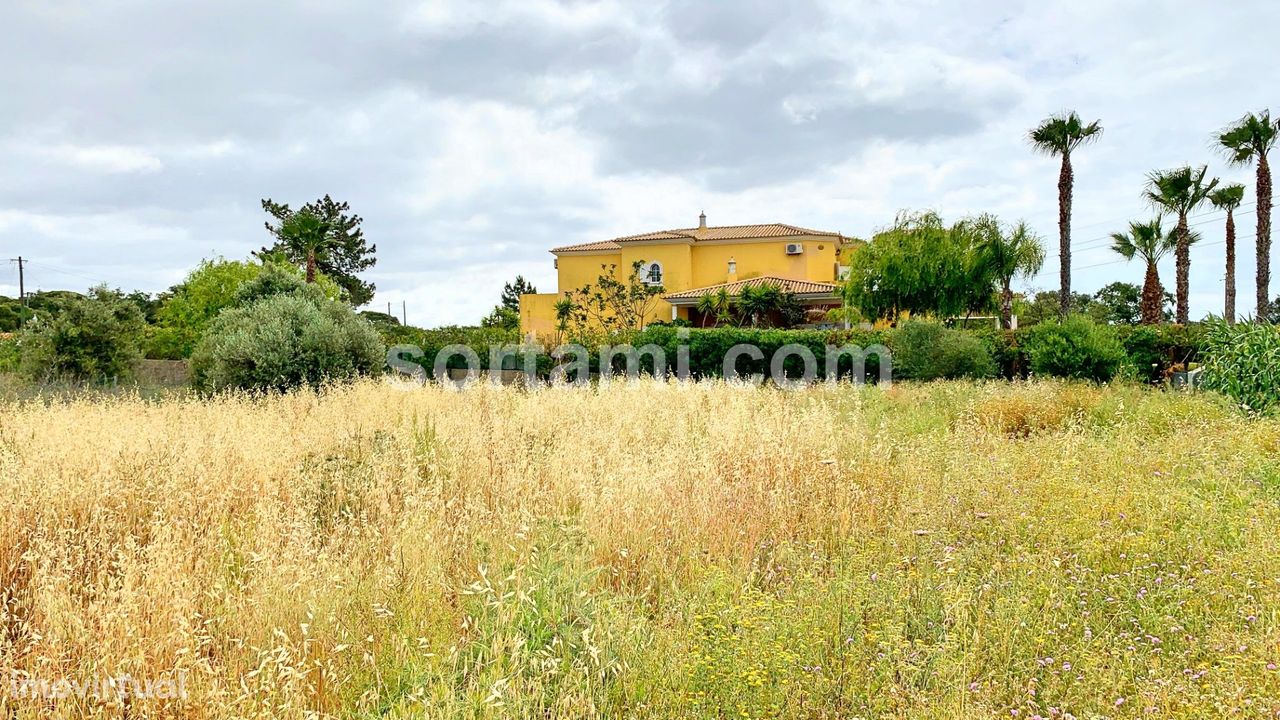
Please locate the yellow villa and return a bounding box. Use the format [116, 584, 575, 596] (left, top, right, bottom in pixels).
[520, 213, 849, 337]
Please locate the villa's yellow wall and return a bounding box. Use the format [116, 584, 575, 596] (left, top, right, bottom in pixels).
[690, 238, 838, 288]
[804, 240, 839, 282]
[620, 243, 692, 292]
[555, 253, 622, 293]
[520, 293, 561, 338]
[519, 235, 842, 337]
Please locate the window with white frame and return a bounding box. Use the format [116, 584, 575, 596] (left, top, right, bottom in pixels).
[641, 261, 663, 285]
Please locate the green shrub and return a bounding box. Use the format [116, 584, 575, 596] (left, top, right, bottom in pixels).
[191, 294, 384, 392]
[0, 335, 18, 373]
[964, 326, 1023, 379]
[1020, 315, 1125, 382]
[360, 311, 401, 330]
[629, 326, 891, 381]
[1114, 324, 1204, 383]
[17, 286, 145, 382]
[1116, 325, 1166, 383]
[382, 325, 524, 374]
[0, 299, 34, 332]
[1198, 320, 1280, 413]
[233, 264, 331, 306]
[890, 321, 996, 380]
[148, 258, 343, 359]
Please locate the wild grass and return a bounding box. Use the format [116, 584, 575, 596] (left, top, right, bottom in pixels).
[0, 378, 1278, 718]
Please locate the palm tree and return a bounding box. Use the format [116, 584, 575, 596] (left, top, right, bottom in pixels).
[975, 220, 1046, 329]
[1209, 183, 1247, 323]
[277, 209, 333, 284]
[1110, 219, 1198, 325]
[1144, 165, 1219, 323]
[694, 293, 716, 327]
[694, 288, 732, 328]
[1216, 110, 1278, 318]
[736, 283, 783, 327]
[1029, 111, 1103, 318]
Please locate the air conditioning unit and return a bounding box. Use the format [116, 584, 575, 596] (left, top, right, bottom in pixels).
[785, 243, 804, 255]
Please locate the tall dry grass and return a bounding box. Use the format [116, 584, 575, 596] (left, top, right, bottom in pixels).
[0, 379, 1278, 718]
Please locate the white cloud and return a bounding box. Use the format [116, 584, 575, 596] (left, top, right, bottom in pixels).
[39, 143, 164, 174]
[402, 0, 639, 36]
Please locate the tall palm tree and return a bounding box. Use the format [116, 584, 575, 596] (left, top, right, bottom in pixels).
[1216, 110, 1278, 318]
[973, 220, 1046, 329]
[1144, 165, 1219, 323]
[277, 209, 333, 284]
[1110, 218, 1188, 325]
[1029, 111, 1103, 318]
[1209, 183, 1247, 323]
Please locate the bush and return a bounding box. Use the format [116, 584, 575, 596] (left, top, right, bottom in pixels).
[0, 299, 34, 332]
[382, 325, 524, 374]
[233, 264, 331, 306]
[0, 335, 18, 373]
[629, 326, 891, 381]
[1114, 324, 1204, 383]
[1116, 325, 1164, 383]
[191, 294, 384, 393]
[149, 258, 344, 359]
[17, 287, 145, 382]
[1198, 320, 1280, 413]
[965, 326, 1023, 379]
[360, 311, 401, 329]
[890, 321, 996, 380]
[1020, 315, 1125, 382]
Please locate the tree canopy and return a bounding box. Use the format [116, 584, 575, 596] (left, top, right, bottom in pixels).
[260, 195, 377, 305]
[18, 286, 145, 381]
[1028, 111, 1104, 157]
[149, 258, 342, 358]
[841, 210, 1003, 321]
[483, 276, 537, 331]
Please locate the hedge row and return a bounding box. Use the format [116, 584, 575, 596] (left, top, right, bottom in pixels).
[382, 321, 1207, 383]
[968, 322, 1205, 382]
[386, 326, 891, 381]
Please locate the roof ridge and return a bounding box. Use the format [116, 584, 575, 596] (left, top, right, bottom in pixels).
[553, 222, 842, 253]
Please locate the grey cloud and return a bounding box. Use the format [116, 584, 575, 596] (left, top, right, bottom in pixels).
[577, 59, 1012, 189]
[660, 0, 824, 48]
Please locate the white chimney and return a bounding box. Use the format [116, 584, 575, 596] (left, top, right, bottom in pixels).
[698, 211, 707, 229]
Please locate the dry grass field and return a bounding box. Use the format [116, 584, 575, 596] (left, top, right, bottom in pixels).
[1, 379, 1279, 718]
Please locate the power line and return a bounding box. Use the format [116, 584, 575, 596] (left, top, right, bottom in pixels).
[1068, 198, 1260, 235]
[1067, 205, 1260, 255]
[21, 259, 107, 287]
[1060, 201, 1262, 256]
[1028, 231, 1258, 280]
[1034, 203, 1272, 277]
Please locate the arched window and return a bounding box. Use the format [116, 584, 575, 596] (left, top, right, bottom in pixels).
[642, 261, 663, 285]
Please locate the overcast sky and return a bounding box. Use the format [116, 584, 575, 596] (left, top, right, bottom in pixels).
[1, 0, 1275, 325]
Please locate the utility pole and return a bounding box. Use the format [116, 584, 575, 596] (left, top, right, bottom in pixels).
[8, 256, 23, 304]
[401, 300, 407, 326]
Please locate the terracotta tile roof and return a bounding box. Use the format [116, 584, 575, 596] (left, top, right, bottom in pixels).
[550, 239, 624, 253]
[664, 275, 840, 301]
[551, 223, 842, 253]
